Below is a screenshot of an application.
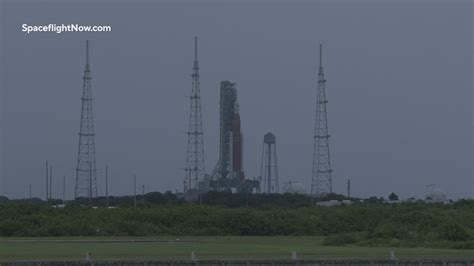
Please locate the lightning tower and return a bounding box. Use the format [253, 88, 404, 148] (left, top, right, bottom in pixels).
[311, 44, 333, 196]
[184, 36, 206, 192]
[75, 40, 98, 199]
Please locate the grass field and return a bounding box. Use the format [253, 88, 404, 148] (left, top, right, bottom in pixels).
[1, 237, 473, 261]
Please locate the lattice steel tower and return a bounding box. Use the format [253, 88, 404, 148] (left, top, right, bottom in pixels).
[75, 40, 98, 199]
[184, 36, 206, 192]
[311, 44, 333, 196]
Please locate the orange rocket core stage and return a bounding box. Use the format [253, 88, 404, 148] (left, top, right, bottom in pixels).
[232, 112, 245, 181]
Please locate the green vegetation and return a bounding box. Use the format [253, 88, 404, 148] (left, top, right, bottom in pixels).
[388, 192, 399, 201]
[1, 237, 473, 261]
[6, 191, 353, 208]
[1, 198, 473, 250]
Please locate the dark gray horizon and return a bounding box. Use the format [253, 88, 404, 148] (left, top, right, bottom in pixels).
[0, 0, 472, 200]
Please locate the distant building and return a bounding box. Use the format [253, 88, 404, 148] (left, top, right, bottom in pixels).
[317, 200, 340, 207]
[282, 181, 306, 194]
[317, 199, 353, 207]
[425, 191, 448, 204]
[406, 197, 418, 203]
[425, 184, 448, 204]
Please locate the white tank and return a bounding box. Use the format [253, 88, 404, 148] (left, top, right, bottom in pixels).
[282, 181, 306, 194]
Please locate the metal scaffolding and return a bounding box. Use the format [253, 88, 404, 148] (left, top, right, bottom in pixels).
[212, 81, 237, 182]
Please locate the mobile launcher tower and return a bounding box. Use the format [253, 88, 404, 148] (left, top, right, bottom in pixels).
[206, 81, 260, 193]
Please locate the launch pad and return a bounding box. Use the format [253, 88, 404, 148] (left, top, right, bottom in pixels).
[207, 81, 260, 193]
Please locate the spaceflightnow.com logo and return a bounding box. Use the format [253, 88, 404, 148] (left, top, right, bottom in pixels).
[22, 23, 112, 34]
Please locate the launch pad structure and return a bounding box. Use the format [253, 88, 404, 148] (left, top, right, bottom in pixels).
[24, 39, 335, 201]
[183, 39, 259, 198]
[183, 40, 335, 197]
[207, 81, 259, 193]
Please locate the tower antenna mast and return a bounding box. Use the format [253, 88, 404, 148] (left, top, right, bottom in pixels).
[311, 43, 333, 197]
[184, 36, 206, 192]
[75, 40, 98, 199]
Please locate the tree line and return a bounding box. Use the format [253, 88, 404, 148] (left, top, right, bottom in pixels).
[0, 197, 473, 249]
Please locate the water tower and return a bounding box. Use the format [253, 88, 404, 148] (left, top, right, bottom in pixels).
[260, 132, 279, 193]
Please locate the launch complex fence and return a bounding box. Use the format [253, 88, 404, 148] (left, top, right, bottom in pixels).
[1, 260, 474, 266]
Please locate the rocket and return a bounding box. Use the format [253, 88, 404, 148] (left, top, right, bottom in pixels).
[231, 100, 245, 181]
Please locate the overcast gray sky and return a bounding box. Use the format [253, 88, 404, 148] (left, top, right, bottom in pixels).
[0, 0, 472, 200]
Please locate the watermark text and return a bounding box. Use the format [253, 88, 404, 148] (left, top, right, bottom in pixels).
[22, 24, 112, 34]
